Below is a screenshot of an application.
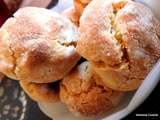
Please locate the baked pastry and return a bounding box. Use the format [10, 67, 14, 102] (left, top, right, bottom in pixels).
[76, 0, 160, 91]
[60, 62, 123, 116]
[74, 0, 91, 16]
[20, 80, 60, 102]
[62, 0, 92, 26]
[77, 0, 160, 91]
[62, 7, 80, 26]
[0, 7, 80, 83]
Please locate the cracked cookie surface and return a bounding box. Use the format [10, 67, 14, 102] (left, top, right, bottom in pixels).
[0, 7, 80, 83]
[74, 0, 92, 16]
[76, 0, 160, 91]
[62, 7, 80, 27]
[20, 80, 60, 102]
[60, 62, 123, 116]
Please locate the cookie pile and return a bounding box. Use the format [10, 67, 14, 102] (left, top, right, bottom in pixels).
[0, 0, 159, 117]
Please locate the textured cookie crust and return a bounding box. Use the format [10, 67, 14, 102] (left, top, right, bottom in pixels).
[20, 80, 60, 102]
[0, 7, 80, 83]
[60, 62, 123, 116]
[61, 7, 80, 26]
[77, 0, 160, 91]
[74, 0, 91, 16]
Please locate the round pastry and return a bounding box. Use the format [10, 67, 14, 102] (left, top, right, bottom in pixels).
[74, 0, 91, 16]
[60, 62, 123, 116]
[76, 0, 160, 91]
[20, 80, 60, 102]
[0, 7, 80, 83]
[62, 7, 80, 26]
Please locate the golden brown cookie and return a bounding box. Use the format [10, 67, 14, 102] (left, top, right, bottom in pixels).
[74, 0, 91, 16]
[20, 80, 60, 102]
[0, 7, 80, 83]
[60, 62, 123, 116]
[62, 7, 80, 26]
[76, 0, 160, 91]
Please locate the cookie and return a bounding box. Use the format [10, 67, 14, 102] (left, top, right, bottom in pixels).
[0, 7, 80, 83]
[60, 62, 123, 116]
[76, 0, 160, 91]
